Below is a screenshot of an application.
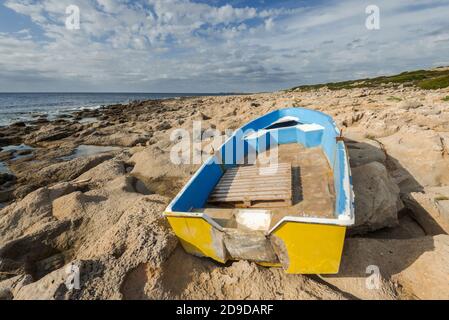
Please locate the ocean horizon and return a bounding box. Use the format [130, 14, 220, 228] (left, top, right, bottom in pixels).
[0, 92, 237, 127]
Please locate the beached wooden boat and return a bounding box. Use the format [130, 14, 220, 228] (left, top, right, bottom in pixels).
[164, 108, 354, 274]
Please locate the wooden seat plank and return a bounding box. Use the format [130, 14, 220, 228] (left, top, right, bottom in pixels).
[208, 163, 292, 208]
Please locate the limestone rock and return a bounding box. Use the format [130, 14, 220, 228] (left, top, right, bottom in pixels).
[14, 261, 83, 300]
[76, 159, 127, 188]
[52, 192, 87, 220]
[83, 132, 150, 147]
[26, 154, 113, 189]
[402, 186, 449, 235]
[346, 139, 386, 168]
[391, 234, 449, 299]
[0, 173, 15, 186]
[0, 187, 54, 244]
[0, 274, 33, 300]
[350, 162, 403, 234]
[398, 100, 423, 110]
[321, 235, 449, 300]
[25, 124, 75, 144]
[129, 147, 195, 197]
[379, 129, 449, 192]
[124, 247, 347, 300]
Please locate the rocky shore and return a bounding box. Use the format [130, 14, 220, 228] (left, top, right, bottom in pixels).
[1, 83, 449, 299]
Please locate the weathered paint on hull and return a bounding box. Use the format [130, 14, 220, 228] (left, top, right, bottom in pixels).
[271, 222, 346, 274]
[166, 214, 346, 274]
[166, 215, 227, 263]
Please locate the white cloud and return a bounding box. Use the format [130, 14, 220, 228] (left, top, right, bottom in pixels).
[264, 18, 274, 31]
[1, 0, 449, 92]
[97, 0, 122, 13]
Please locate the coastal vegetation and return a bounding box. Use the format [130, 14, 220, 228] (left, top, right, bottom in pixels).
[289, 67, 449, 92]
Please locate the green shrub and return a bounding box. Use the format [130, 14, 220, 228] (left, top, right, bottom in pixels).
[288, 68, 449, 92]
[418, 75, 449, 90]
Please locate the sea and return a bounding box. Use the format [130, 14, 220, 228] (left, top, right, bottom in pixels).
[0, 92, 230, 127]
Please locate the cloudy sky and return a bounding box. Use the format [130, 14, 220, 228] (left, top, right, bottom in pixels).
[0, 0, 449, 92]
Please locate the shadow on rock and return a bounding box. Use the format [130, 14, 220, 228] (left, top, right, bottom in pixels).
[318, 138, 448, 299]
[345, 138, 443, 237]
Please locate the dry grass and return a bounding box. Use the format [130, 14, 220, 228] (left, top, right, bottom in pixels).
[434, 195, 449, 201]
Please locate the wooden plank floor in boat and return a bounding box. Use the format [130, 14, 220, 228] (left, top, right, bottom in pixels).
[208, 163, 293, 208]
[203, 143, 335, 228]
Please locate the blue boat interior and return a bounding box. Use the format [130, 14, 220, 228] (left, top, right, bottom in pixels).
[168, 108, 352, 224]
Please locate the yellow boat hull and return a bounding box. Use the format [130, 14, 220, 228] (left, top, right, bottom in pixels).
[166, 214, 346, 274]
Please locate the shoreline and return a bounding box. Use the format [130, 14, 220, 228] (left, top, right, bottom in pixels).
[1, 85, 449, 204]
[0, 93, 248, 206]
[0, 92, 244, 128]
